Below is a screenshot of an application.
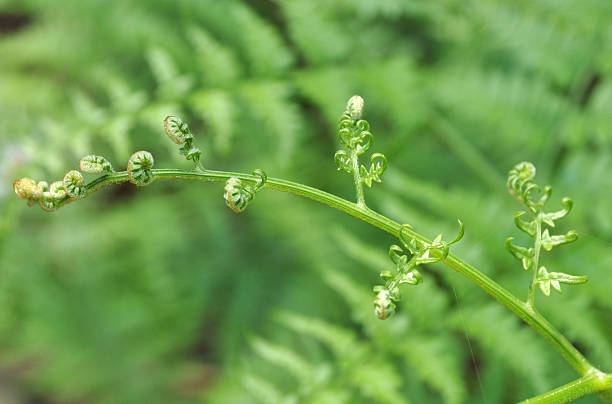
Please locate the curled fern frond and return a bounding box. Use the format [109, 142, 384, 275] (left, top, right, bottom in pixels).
[360, 153, 387, 187]
[543, 197, 573, 225]
[347, 94, 364, 120]
[63, 170, 86, 198]
[37, 181, 49, 192]
[506, 161, 584, 305]
[334, 95, 387, 207]
[39, 192, 58, 212]
[223, 169, 267, 213]
[35, 180, 68, 212]
[14, 177, 71, 212]
[251, 169, 267, 191]
[447, 219, 465, 245]
[373, 220, 463, 320]
[49, 181, 66, 199]
[224, 177, 252, 213]
[514, 211, 537, 237]
[13, 177, 43, 201]
[79, 155, 114, 174]
[338, 121, 373, 156]
[507, 161, 537, 203]
[334, 150, 352, 173]
[373, 288, 396, 320]
[164, 115, 192, 145]
[127, 151, 155, 186]
[505, 237, 534, 270]
[164, 115, 203, 168]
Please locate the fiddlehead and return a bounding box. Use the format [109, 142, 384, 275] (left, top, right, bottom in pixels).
[505, 162, 585, 306]
[127, 151, 155, 186]
[373, 220, 464, 319]
[13, 177, 43, 201]
[223, 169, 267, 213]
[79, 155, 114, 174]
[164, 115, 203, 169]
[334, 95, 387, 208]
[63, 170, 87, 198]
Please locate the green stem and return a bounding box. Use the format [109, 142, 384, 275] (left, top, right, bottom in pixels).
[527, 216, 543, 308]
[519, 370, 612, 404]
[350, 151, 366, 208]
[59, 167, 604, 384]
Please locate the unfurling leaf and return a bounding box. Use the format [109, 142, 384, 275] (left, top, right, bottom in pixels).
[63, 170, 86, 198]
[360, 153, 387, 187]
[373, 289, 396, 320]
[536, 267, 587, 296]
[13, 177, 42, 200]
[334, 150, 352, 173]
[79, 155, 114, 174]
[507, 161, 538, 206]
[347, 94, 364, 120]
[398, 269, 423, 285]
[514, 211, 537, 236]
[223, 169, 267, 213]
[540, 229, 578, 251]
[542, 197, 573, 225]
[224, 177, 252, 213]
[505, 238, 534, 270]
[164, 115, 192, 145]
[127, 151, 155, 186]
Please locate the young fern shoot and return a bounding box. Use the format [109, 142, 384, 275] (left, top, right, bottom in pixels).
[334, 95, 387, 208]
[374, 221, 464, 319]
[505, 162, 586, 308]
[11, 96, 612, 403]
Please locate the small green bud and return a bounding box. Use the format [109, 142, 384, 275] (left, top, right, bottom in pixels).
[127, 151, 155, 186]
[79, 155, 113, 174]
[507, 161, 538, 206]
[347, 95, 364, 120]
[37, 181, 49, 192]
[63, 170, 86, 199]
[374, 289, 396, 320]
[224, 177, 252, 213]
[39, 192, 58, 212]
[49, 181, 67, 199]
[164, 115, 191, 145]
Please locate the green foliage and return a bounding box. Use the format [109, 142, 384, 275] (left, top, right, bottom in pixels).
[334, 95, 388, 207]
[2, 0, 612, 403]
[505, 162, 586, 302]
[373, 221, 463, 320]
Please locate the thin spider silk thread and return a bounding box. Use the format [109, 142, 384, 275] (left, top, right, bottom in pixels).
[452, 285, 486, 402]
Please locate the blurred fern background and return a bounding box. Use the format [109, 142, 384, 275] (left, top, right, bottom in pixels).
[1, 0, 611, 403]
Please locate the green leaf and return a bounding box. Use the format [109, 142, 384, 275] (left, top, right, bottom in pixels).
[514, 211, 537, 236]
[540, 229, 578, 252]
[544, 197, 573, 223]
[360, 153, 387, 187]
[334, 150, 353, 173]
[505, 237, 534, 270]
[536, 267, 587, 296]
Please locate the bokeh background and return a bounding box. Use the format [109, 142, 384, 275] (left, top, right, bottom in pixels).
[1, 1, 611, 403]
